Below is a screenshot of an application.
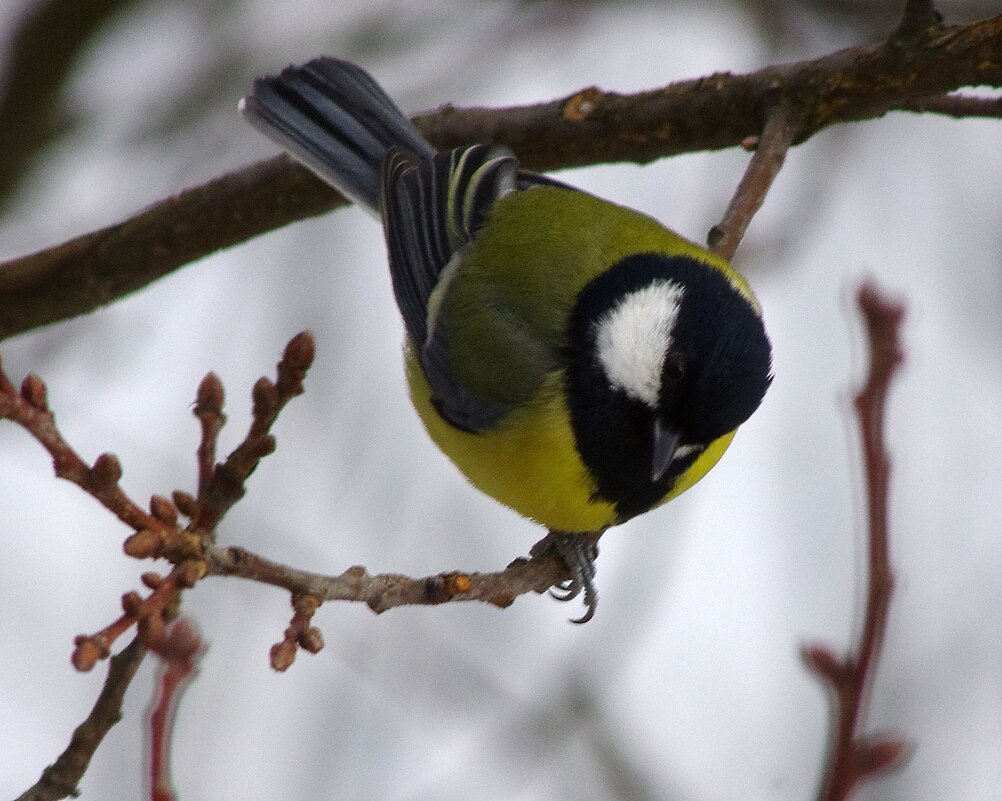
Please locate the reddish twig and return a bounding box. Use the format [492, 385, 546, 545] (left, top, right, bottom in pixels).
[15, 636, 147, 801]
[0, 357, 165, 533]
[803, 281, 909, 800]
[193, 331, 315, 532]
[147, 619, 204, 801]
[194, 373, 225, 500]
[2, 333, 314, 676]
[71, 568, 196, 672]
[708, 101, 797, 261]
[270, 593, 325, 671]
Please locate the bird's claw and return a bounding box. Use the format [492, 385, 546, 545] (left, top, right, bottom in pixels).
[544, 532, 600, 624]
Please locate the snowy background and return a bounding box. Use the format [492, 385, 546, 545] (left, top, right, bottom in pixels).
[1, 1, 1000, 799]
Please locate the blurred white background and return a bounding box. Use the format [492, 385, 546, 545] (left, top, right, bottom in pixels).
[1, 1, 1000, 799]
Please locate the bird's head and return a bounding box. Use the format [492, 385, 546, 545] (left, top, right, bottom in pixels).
[567, 252, 772, 521]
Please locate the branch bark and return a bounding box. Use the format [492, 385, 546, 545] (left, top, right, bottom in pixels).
[0, 14, 1000, 340]
[708, 102, 797, 260]
[205, 533, 590, 616]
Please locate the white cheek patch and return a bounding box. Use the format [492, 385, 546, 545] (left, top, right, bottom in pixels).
[594, 280, 685, 407]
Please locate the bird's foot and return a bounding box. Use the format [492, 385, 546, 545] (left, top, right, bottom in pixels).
[538, 531, 601, 624]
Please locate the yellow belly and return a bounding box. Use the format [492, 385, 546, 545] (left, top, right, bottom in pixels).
[406, 349, 735, 532]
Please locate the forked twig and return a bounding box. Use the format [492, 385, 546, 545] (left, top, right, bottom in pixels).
[803, 282, 910, 800]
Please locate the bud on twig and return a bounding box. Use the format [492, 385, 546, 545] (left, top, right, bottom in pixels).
[252, 377, 279, 419]
[90, 453, 123, 487]
[150, 494, 179, 525]
[141, 572, 164, 589]
[283, 331, 315, 371]
[124, 529, 162, 559]
[298, 627, 324, 654]
[195, 372, 225, 415]
[172, 490, 198, 518]
[121, 591, 144, 617]
[71, 636, 105, 672]
[19, 374, 48, 410]
[270, 639, 297, 672]
[176, 560, 207, 588]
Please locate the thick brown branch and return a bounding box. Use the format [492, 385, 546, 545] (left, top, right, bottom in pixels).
[0, 14, 1000, 339]
[16, 637, 147, 801]
[0, 156, 337, 341]
[415, 14, 1000, 167]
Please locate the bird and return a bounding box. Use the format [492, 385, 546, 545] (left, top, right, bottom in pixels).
[240, 57, 772, 621]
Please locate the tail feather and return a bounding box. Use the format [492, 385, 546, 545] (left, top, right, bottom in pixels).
[240, 57, 434, 215]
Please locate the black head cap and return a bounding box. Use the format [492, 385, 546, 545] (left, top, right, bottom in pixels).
[566, 252, 772, 522]
[656, 256, 772, 444]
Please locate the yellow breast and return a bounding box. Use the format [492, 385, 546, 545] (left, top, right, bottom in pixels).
[406, 348, 736, 532]
[407, 349, 616, 531]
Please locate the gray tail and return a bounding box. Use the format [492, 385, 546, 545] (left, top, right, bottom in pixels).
[240, 57, 435, 215]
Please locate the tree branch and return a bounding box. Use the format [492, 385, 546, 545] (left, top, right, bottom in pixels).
[901, 91, 1002, 117]
[1, 13, 1000, 340]
[206, 532, 587, 617]
[3, 331, 591, 675]
[708, 102, 797, 260]
[0, 357, 163, 533]
[15, 637, 147, 801]
[803, 282, 909, 801]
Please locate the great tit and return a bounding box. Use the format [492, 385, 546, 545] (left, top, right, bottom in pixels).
[241, 58, 772, 616]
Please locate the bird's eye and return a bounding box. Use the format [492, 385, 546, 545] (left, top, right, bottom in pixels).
[663, 351, 687, 382]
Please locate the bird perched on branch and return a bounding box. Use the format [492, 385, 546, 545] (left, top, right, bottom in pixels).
[241, 57, 772, 621]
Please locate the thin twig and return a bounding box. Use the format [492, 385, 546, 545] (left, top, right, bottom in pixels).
[193, 332, 314, 531]
[707, 102, 797, 261]
[148, 619, 204, 801]
[901, 92, 1002, 118]
[194, 373, 225, 500]
[270, 594, 324, 671]
[15, 637, 147, 801]
[804, 281, 909, 801]
[852, 285, 904, 705]
[0, 14, 1000, 339]
[204, 533, 595, 616]
[72, 570, 189, 672]
[0, 357, 164, 533]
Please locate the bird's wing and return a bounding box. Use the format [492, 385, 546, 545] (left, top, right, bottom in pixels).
[382, 144, 555, 433]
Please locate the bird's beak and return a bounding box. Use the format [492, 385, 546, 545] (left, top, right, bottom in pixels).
[651, 419, 681, 483]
